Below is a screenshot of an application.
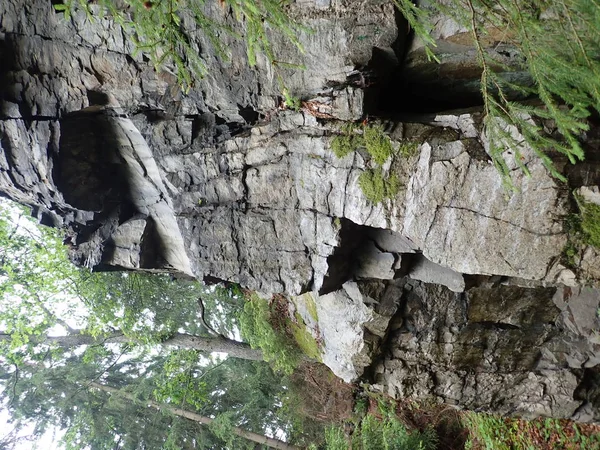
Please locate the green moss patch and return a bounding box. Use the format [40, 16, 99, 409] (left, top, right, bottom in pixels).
[358, 170, 400, 204]
[290, 313, 322, 362]
[331, 123, 360, 159]
[363, 125, 393, 165]
[331, 123, 409, 204]
[304, 294, 319, 323]
[579, 200, 600, 248]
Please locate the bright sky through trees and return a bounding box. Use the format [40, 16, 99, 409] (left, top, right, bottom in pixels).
[0, 198, 300, 449]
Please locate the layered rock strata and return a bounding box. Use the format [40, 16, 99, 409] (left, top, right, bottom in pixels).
[2, 0, 600, 422]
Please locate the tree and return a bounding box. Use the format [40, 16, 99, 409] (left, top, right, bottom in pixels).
[89, 382, 299, 450]
[394, 0, 600, 186]
[0, 346, 298, 449]
[0, 200, 303, 449]
[0, 200, 263, 362]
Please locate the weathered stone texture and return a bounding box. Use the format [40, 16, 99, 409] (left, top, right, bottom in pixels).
[2, 0, 600, 423]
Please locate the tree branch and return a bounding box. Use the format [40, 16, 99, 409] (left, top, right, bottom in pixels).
[88, 382, 300, 450]
[197, 296, 225, 338]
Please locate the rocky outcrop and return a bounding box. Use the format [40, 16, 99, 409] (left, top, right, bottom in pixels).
[372, 282, 600, 422]
[2, 0, 600, 422]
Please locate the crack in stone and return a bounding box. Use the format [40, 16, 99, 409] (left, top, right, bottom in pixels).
[442, 205, 563, 237]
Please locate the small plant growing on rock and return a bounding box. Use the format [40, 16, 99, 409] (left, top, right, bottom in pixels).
[576, 197, 600, 249]
[331, 123, 407, 204]
[358, 170, 400, 204]
[331, 123, 360, 159]
[562, 195, 600, 268]
[363, 125, 394, 165]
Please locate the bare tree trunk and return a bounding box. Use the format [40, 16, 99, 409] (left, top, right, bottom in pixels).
[0, 332, 263, 361]
[89, 382, 300, 450]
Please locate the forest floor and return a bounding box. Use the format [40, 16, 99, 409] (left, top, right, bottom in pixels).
[299, 363, 600, 449]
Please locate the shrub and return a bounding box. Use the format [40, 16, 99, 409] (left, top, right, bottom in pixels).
[325, 425, 349, 450]
[325, 412, 438, 450]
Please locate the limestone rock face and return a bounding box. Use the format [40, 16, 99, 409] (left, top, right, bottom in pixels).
[399, 0, 531, 109]
[292, 281, 395, 383]
[372, 282, 600, 422]
[2, 0, 600, 422]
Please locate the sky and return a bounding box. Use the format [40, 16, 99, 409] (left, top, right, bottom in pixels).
[0, 199, 67, 449]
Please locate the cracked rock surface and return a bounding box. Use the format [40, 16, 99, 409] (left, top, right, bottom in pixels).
[2, 0, 600, 422]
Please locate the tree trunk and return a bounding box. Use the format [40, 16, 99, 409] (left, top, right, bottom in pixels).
[89, 382, 300, 450]
[0, 332, 263, 361]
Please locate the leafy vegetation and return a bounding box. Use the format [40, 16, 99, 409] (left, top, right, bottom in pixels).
[463, 412, 600, 450]
[395, 0, 600, 186]
[359, 170, 400, 204]
[239, 293, 303, 374]
[54, 0, 305, 92]
[323, 397, 438, 450]
[0, 200, 307, 449]
[331, 123, 408, 204]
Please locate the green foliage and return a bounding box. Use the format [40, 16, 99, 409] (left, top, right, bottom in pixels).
[353, 396, 369, 418]
[55, 0, 305, 92]
[283, 89, 302, 111]
[153, 349, 208, 410]
[239, 294, 301, 374]
[359, 170, 400, 204]
[325, 425, 348, 450]
[391, 0, 439, 62]
[331, 123, 406, 204]
[0, 201, 81, 360]
[397, 0, 600, 186]
[78, 271, 220, 343]
[363, 125, 394, 165]
[0, 199, 306, 449]
[462, 412, 600, 450]
[209, 411, 236, 446]
[354, 413, 437, 450]
[325, 412, 438, 450]
[577, 198, 600, 249]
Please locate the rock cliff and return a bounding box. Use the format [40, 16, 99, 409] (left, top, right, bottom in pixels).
[2, 0, 600, 422]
